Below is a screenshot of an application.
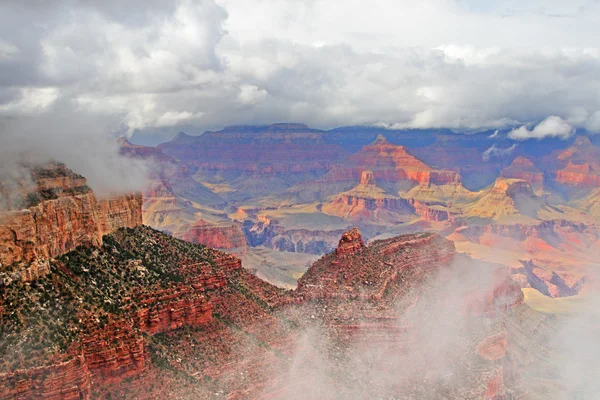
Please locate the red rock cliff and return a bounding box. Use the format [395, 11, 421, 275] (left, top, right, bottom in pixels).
[0, 167, 142, 271]
[348, 135, 462, 185]
[178, 220, 248, 255]
[501, 156, 544, 192]
[335, 227, 365, 256]
[0, 355, 91, 400]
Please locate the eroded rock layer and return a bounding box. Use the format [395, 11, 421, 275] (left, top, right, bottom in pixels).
[0, 224, 535, 399]
[0, 164, 142, 271]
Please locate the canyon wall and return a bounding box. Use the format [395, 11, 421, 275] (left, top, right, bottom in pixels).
[178, 220, 248, 255]
[0, 355, 91, 400]
[0, 227, 242, 400]
[0, 168, 142, 271]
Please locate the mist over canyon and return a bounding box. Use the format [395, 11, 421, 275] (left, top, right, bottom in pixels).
[1, 123, 600, 399]
[2, 0, 600, 398]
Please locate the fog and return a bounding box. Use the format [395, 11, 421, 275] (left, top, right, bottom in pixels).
[246, 253, 600, 399]
[0, 102, 150, 210]
[256, 256, 510, 399]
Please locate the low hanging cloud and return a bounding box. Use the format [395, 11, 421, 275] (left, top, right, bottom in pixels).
[0, 102, 150, 209]
[508, 116, 576, 141]
[482, 144, 517, 161]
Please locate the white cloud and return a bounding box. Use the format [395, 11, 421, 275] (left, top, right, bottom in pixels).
[1, 0, 600, 142]
[237, 84, 268, 105]
[482, 144, 517, 161]
[0, 87, 59, 114]
[581, 110, 600, 134]
[508, 116, 575, 141]
[488, 130, 499, 139]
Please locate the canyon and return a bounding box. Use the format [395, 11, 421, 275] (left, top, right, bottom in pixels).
[0, 163, 142, 278]
[129, 125, 600, 299]
[0, 201, 538, 399]
[0, 155, 597, 398]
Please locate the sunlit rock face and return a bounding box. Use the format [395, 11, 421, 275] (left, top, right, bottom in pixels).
[544, 136, 600, 189]
[335, 227, 365, 257]
[322, 171, 416, 223]
[342, 135, 462, 188]
[0, 163, 142, 273]
[500, 156, 544, 194]
[178, 219, 248, 255]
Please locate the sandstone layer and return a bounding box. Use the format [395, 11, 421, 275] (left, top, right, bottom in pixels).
[0, 165, 142, 272]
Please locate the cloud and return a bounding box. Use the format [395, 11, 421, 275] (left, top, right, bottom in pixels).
[508, 116, 575, 141]
[0, 101, 150, 208]
[1, 0, 600, 146]
[583, 111, 600, 133]
[482, 144, 517, 161]
[262, 256, 520, 398]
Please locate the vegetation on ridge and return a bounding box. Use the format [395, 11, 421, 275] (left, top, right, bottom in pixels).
[0, 225, 221, 371]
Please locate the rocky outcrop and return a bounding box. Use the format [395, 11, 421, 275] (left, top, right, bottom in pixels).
[322, 170, 416, 223]
[119, 138, 175, 163]
[513, 260, 585, 298]
[299, 231, 456, 301]
[461, 178, 548, 221]
[136, 290, 213, 334]
[178, 220, 248, 255]
[0, 355, 91, 400]
[501, 156, 543, 193]
[0, 175, 142, 272]
[347, 135, 461, 185]
[0, 226, 246, 399]
[408, 198, 459, 222]
[335, 227, 365, 257]
[544, 136, 600, 189]
[451, 220, 594, 297]
[82, 321, 147, 385]
[555, 162, 600, 188]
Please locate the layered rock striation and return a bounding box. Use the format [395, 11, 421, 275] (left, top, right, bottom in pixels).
[322, 170, 416, 223]
[178, 219, 248, 255]
[0, 226, 248, 399]
[501, 156, 544, 193]
[0, 164, 142, 273]
[347, 135, 461, 186]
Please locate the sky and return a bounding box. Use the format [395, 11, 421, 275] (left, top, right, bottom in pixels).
[2, 0, 600, 148]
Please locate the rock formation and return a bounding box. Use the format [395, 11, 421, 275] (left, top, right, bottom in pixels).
[178, 219, 248, 255]
[335, 227, 365, 256]
[0, 164, 142, 273]
[0, 221, 564, 400]
[241, 215, 344, 255]
[347, 135, 462, 186]
[461, 178, 551, 222]
[322, 169, 415, 223]
[545, 136, 600, 189]
[0, 225, 249, 399]
[501, 156, 544, 194]
[157, 124, 347, 200]
[0, 355, 91, 400]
